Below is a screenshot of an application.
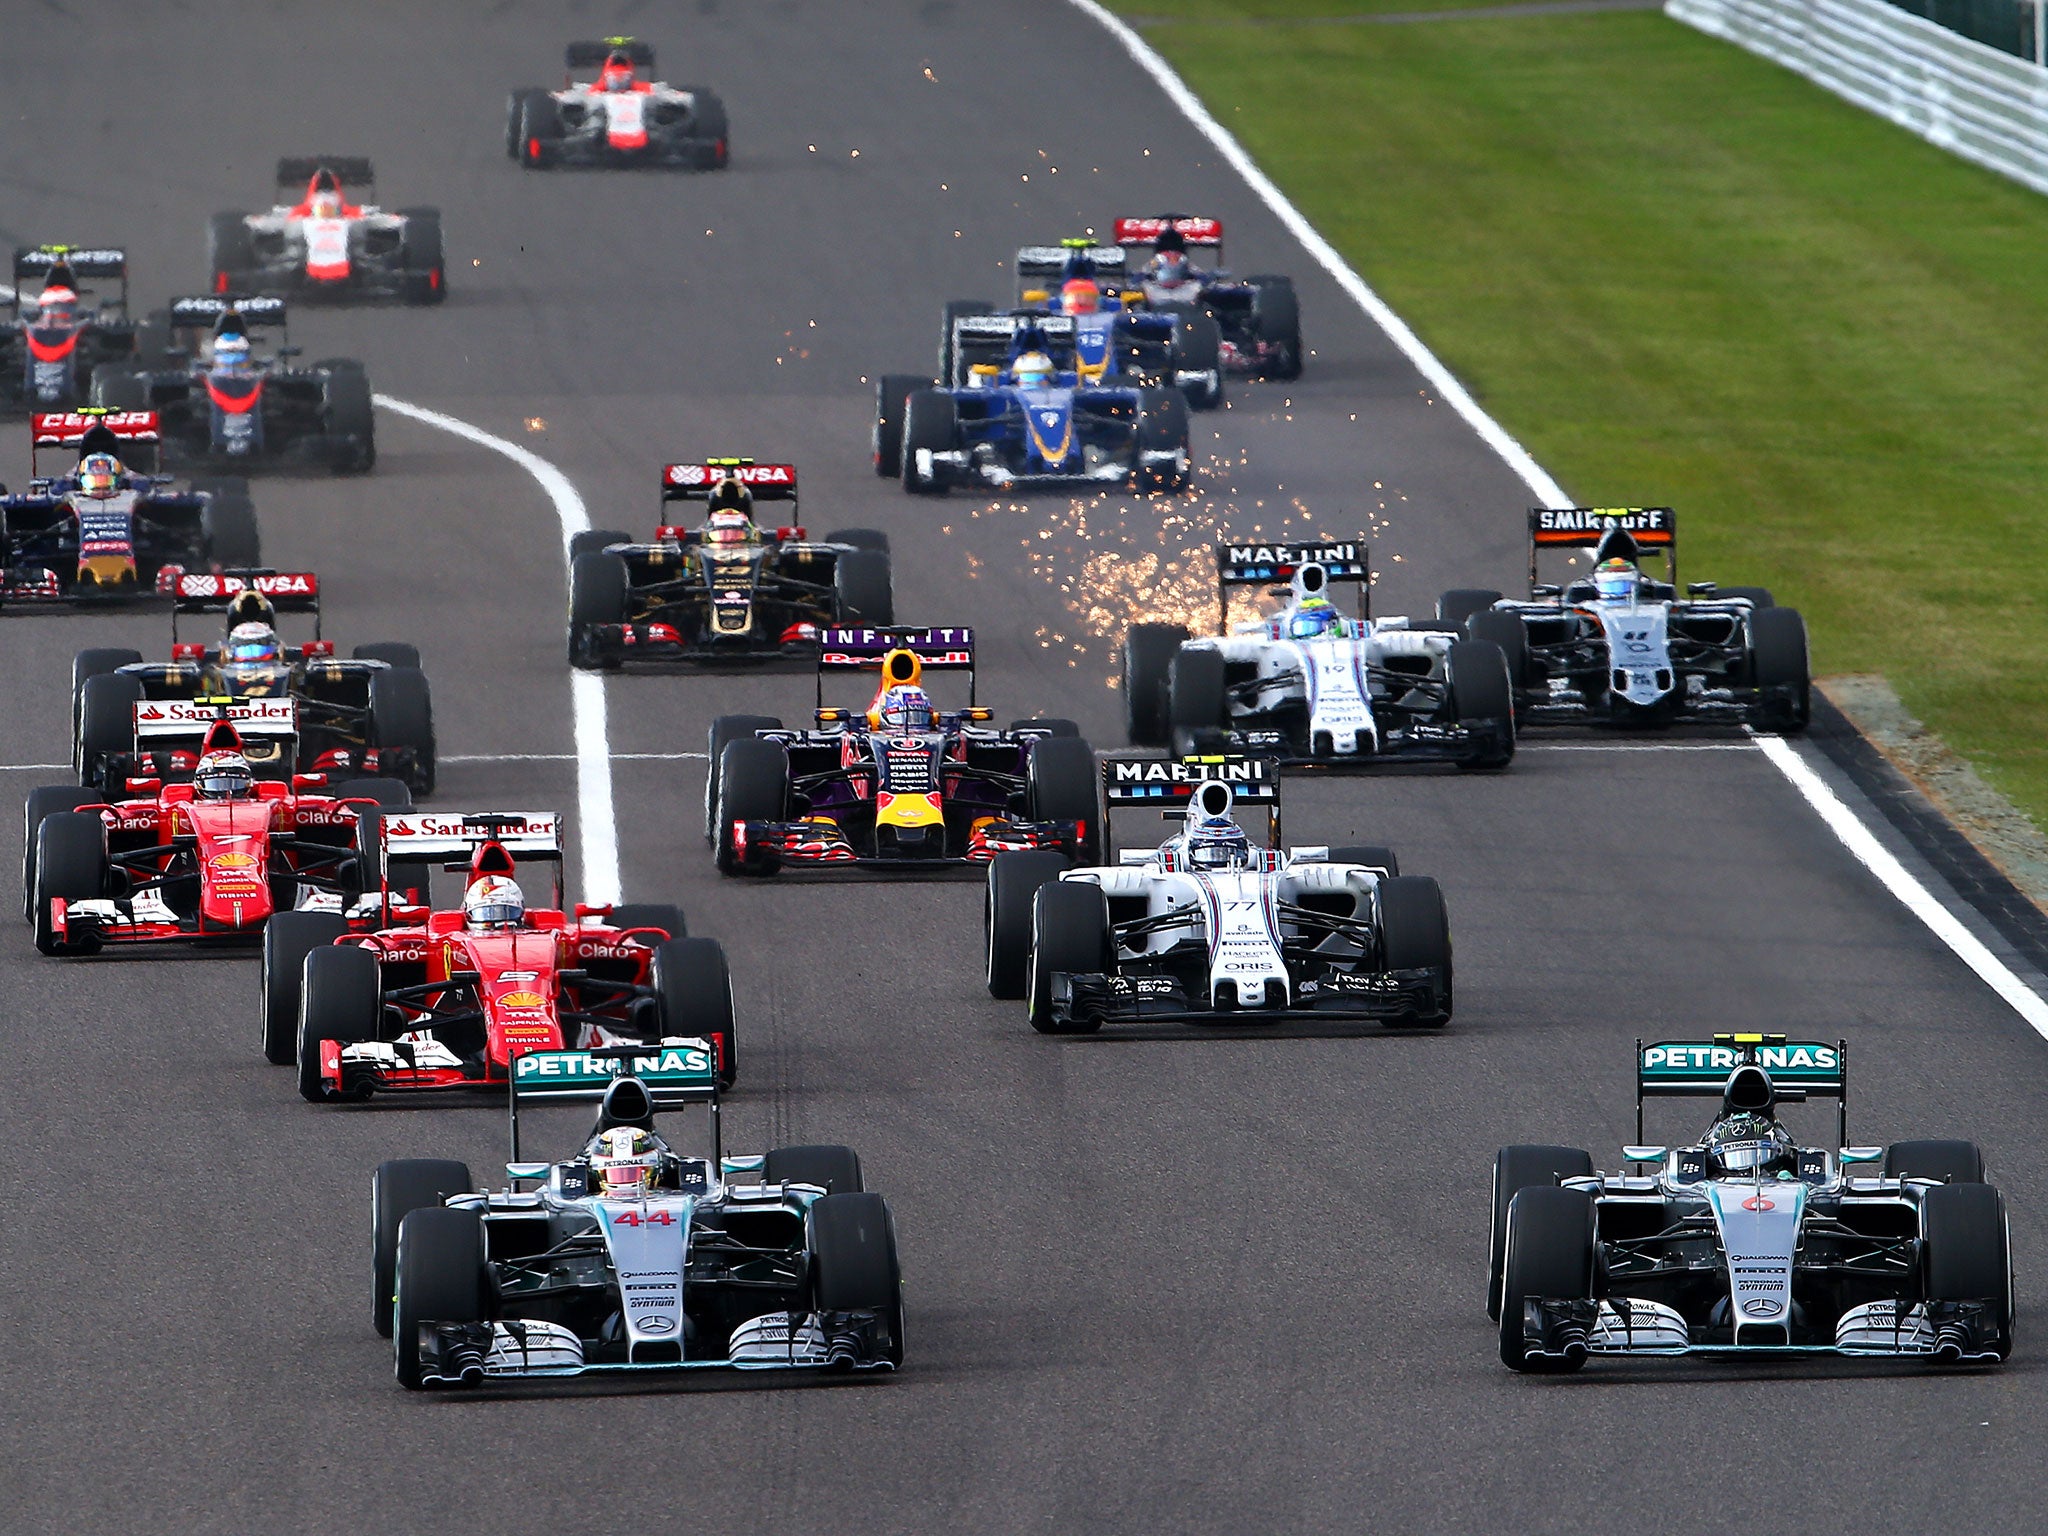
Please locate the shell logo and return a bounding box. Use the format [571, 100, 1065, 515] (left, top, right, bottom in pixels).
[210, 852, 258, 869]
[497, 990, 548, 1010]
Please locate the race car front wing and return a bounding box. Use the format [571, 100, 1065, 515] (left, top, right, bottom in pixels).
[1513, 1295, 2007, 1365]
[1046, 964, 1447, 1027]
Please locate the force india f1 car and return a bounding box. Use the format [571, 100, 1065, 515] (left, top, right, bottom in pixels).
[568, 459, 893, 668]
[262, 810, 734, 1103]
[1124, 539, 1515, 770]
[210, 159, 445, 306]
[1494, 1035, 2012, 1371]
[707, 627, 1100, 877]
[509, 39, 729, 170]
[22, 717, 401, 958]
[2, 414, 259, 605]
[1439, 508, 1811, 731]
[985, 756, 1450, 1033]
[1, 248, 146, 414]
[1113, 216, 1302, 381]
[374, 1051, 900, 1389]
[72, 569, 436, 796]
[91, 297, 375, 474]
[873, 314, 1192, 495]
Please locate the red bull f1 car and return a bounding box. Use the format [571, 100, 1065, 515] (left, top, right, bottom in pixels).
[210, 159, 445, 305]
[509, 39, 729, 170]
[707, 627, 1101, 876]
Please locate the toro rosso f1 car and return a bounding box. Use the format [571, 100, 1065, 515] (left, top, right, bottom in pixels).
[1113, 216, 1302, 380]
[1439, 508, 1810, 731]
[707, 627, 1100, 876]
[1, 248, 146, 414]
[985, 756, 1450, 1033]
[509, 39, 729, 170]
[72, 570, 435, 796]
[1493, 1035, 2012, 1371]
[874, 315, 1191, 495]
[375, 1051, 900, 1388]
[262, 810, 733, 1102]
[23, 717, 399, 957]
[2, 414, 258, 605]
[91, 297, 374, 474]
[1124, 538, 1515, 770]
[210, 159, 445, 305]
[568, 459, 893, 668]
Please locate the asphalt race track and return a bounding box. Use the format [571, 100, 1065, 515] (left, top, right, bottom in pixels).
[3, 4, 2046, 1533]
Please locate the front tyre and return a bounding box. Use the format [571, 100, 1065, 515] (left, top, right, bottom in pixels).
[393, 1207, 487, 1389]
[1497, 1186, 1595, 1373]
[372, 1158, 473, 1338]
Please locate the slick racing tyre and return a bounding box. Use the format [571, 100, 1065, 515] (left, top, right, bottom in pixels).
[69, 648, 141, 740]
[653, 937, 738, 1089]
[262, 911, 349, 1065]
[1376, 875, 1453, 1026]
[22, 786, 97, 923]
[900, 389, 958, 495]
[809, 1192, 905, 1365]
[33, 813, 106, 957]
[393, 1207, 487, 1389]
[1498, 1186, 1595, 1373]
[207, 211, 256, 293]
[824, 527, 890, 554]
[201, 489, 261, 568]
[1719, 585, 1774, 609]
[1446, 639, 1515, 772]
[1169, 310, 1223, 410]
[678, 89, 730, 167]
[323, 366, 376, 474]
[396, 208, 445, 305]
[1028, 879, 1112, 1035]
[1437, 588, 1503, 630]
[1248, 275, 1302, 380]
[607, 903, 687, 943]
[1920, 1182, 2014, 1360]
[834, 549, 894, 626]
[1488, 1146, 1593, 1320]
[1884, 1139, 1986, 1184]
[1025, 737, 1101, 864]
[517, 91, 563, 167]
[1749, 607, 1811, 734]
[76, 672, 142, 789]
[367, 666, 436, 795]
[568, 551, 629, 670]
[298, 943, 381, 1102]
[986, 850, 1071, 1000]
[704, 715, 782, 843]
[765, 1144, 864, 1195]
[1135, 387, 1190, 492]
[1167, 647, 1228, 756]
[373, 1158, 473, 1338]
[1123, 623, 1190, 748]
[352, 642, 422, 671]
[568, 529, 630, 564]
[714, 738, 790, 876]
[506, 89, 543, 157]
[1465, 610, 1529, 694]
[873, 375, 929, 479]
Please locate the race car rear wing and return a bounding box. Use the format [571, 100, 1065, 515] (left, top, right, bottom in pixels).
[817, 626, 975, 706]
[1529, 507, 1677, 590]
[1016, 241, 1128, 291]
[567, 36, 655, 69]
[165, 295, 289, 336]
[1102, 754, 1282, 850]
[508, 1041, 718, 1164]
[133, 695, 298, 749]
[274, 156, 375, 190]
[949, 312, 1079, 386]
[375, 811, 565, 920]
[11, 245, 128, 317]
[1217, 537, 1372, 625]
[1636, 1033, 1848, 1146]
[660, 459, 799, 507]
[1114, 215, 1226, 255]
[30, 411, 160, 476]
[169, 570, 321, 639]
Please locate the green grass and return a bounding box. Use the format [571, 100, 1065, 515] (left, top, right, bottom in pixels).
[1113, 1, 2048, 825]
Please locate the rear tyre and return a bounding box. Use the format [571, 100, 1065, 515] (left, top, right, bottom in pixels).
[207, 211, 255, 291]
[1718, 585, 1774, 609]
[873, 375, 928, 478]
[1377, 874, 1453, 1025]
[262, 911, 348, 1065]
[1437, 588, 1503, 630]
[1028, 880, 1111, 1035]
[397, 208, 445, 305]
[506, 89, 542, 156]
[32, 812, 105, 956]
[367, 666, 436, 796]
[352, 642, 421, 671]
[327, 777, 410, 808]
[824, 527, 890, 554]
[298, 943, 381, 1102]
[393, 1208, 486, 1389]
[704, 715, 783, 843]
[652, 937, 738, 1088]
[1489, 1145, 1594, 1320]
[1466, 610, 1529, 692]
[1750, 607, 1811, 734]
[70, 648, 141, 745]
[1447, 638, 1515, 771]
[765, 1144, 863, 1195]
[518, 93, 563, 167]
[568, 551, 630, 670]
[88, 364, 149, 412]
[986, 850, 1070, 999]
[901, 389, 957, 495]
[1167, 647, 1228, 756]
[1123, 624, 1190, 747]
[1250, 276, 1302, 379]
[809, 1192, 905, 1364]
[834, 549, 894, 626]
[1171, 311, 1223, 409]
[1498, 1187, 1595, 1372]
[1884, 1139, 1986, 1184]
[76, 673, 142, 790]
[22, 786, 98, 923]
[714, 738, 789, 876]
[323, 366, 376, 474]
[939, 299, 995, 385]
[372, 1158, 473, 1338]
[1025, 736, 1101, 865]
[1921, 1182, 2014, 1360]
[201, 491, 261, 567]
[1135, 387, 1190, 492]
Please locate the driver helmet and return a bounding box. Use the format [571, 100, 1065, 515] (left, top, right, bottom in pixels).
[1012, 350, 1057, 389]
[225, 621, 282, 666]
[35, 282, 78, 324]
[310, 188, 343, 219]
[1147, 250, 1191, 287]
[1706, 1113, 1799, 1178]
[193, 750, 256, 801]
[1059, 278, 1101, 316]
[212, 332, 251, 372]
[590, 1125, 662, 1199]
[877, 685, 934, 733]
[600, 53, 637, 91]
[462, 875, 525, 931]
[1186, 812, 1251, 872]
[705, 508, 755, 547]
[76, 451, 122, 500]
[1287, 597, 1347, 640]
[1593, 557, 1639, 603]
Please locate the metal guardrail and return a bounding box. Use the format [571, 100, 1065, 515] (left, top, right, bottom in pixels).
[1668, 0, 2048, 196]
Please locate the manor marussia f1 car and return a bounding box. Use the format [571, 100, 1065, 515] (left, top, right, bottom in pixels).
[91, 297, 374, 474]
[22, 718, 400, 958]
[707, 627, 1100, 876]
[374, 1051, 900, 1388]
[209, 159, 446, 305]
[1, 248, 146, 414]
[71, 569, 436, 796]
[262, 810, 733, 1103]
[567, 460, 893, 668]
[873, 314, 1191, 495]
[1124, 539, 1515, 770]
[508, 39, 729, 170]
[1493, 1035, 2013, 1371]
[1113, 216, 1302, 380]
[2, 414, 259, 605]
[1438, 508, 1811, 731]
[985, 756, 1451, 1033]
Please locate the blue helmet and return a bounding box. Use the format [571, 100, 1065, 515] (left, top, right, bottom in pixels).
[1185, 813, 1250, 872]
[212, 332, 251, 371]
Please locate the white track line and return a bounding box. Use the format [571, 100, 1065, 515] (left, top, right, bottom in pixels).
[371, 395, 621, 905]
[1071, 0, 2048, 1037]
[441, 752, 707, 764]
[1519, 742, 1756, 753]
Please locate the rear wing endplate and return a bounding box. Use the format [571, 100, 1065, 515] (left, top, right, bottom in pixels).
[1636, 1033, 1848, 1145]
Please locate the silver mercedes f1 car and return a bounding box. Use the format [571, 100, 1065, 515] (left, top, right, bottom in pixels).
[1493, 1034, 2012, 1371]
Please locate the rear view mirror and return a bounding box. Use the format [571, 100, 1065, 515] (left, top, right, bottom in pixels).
[1840, 1147, 1884, 1163]
[505, 1162, 550, 1183]
[1622, 1146, 1666, 1163]
[1688, 582, 1718, 596]
[1531, 583, 1561, 599]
